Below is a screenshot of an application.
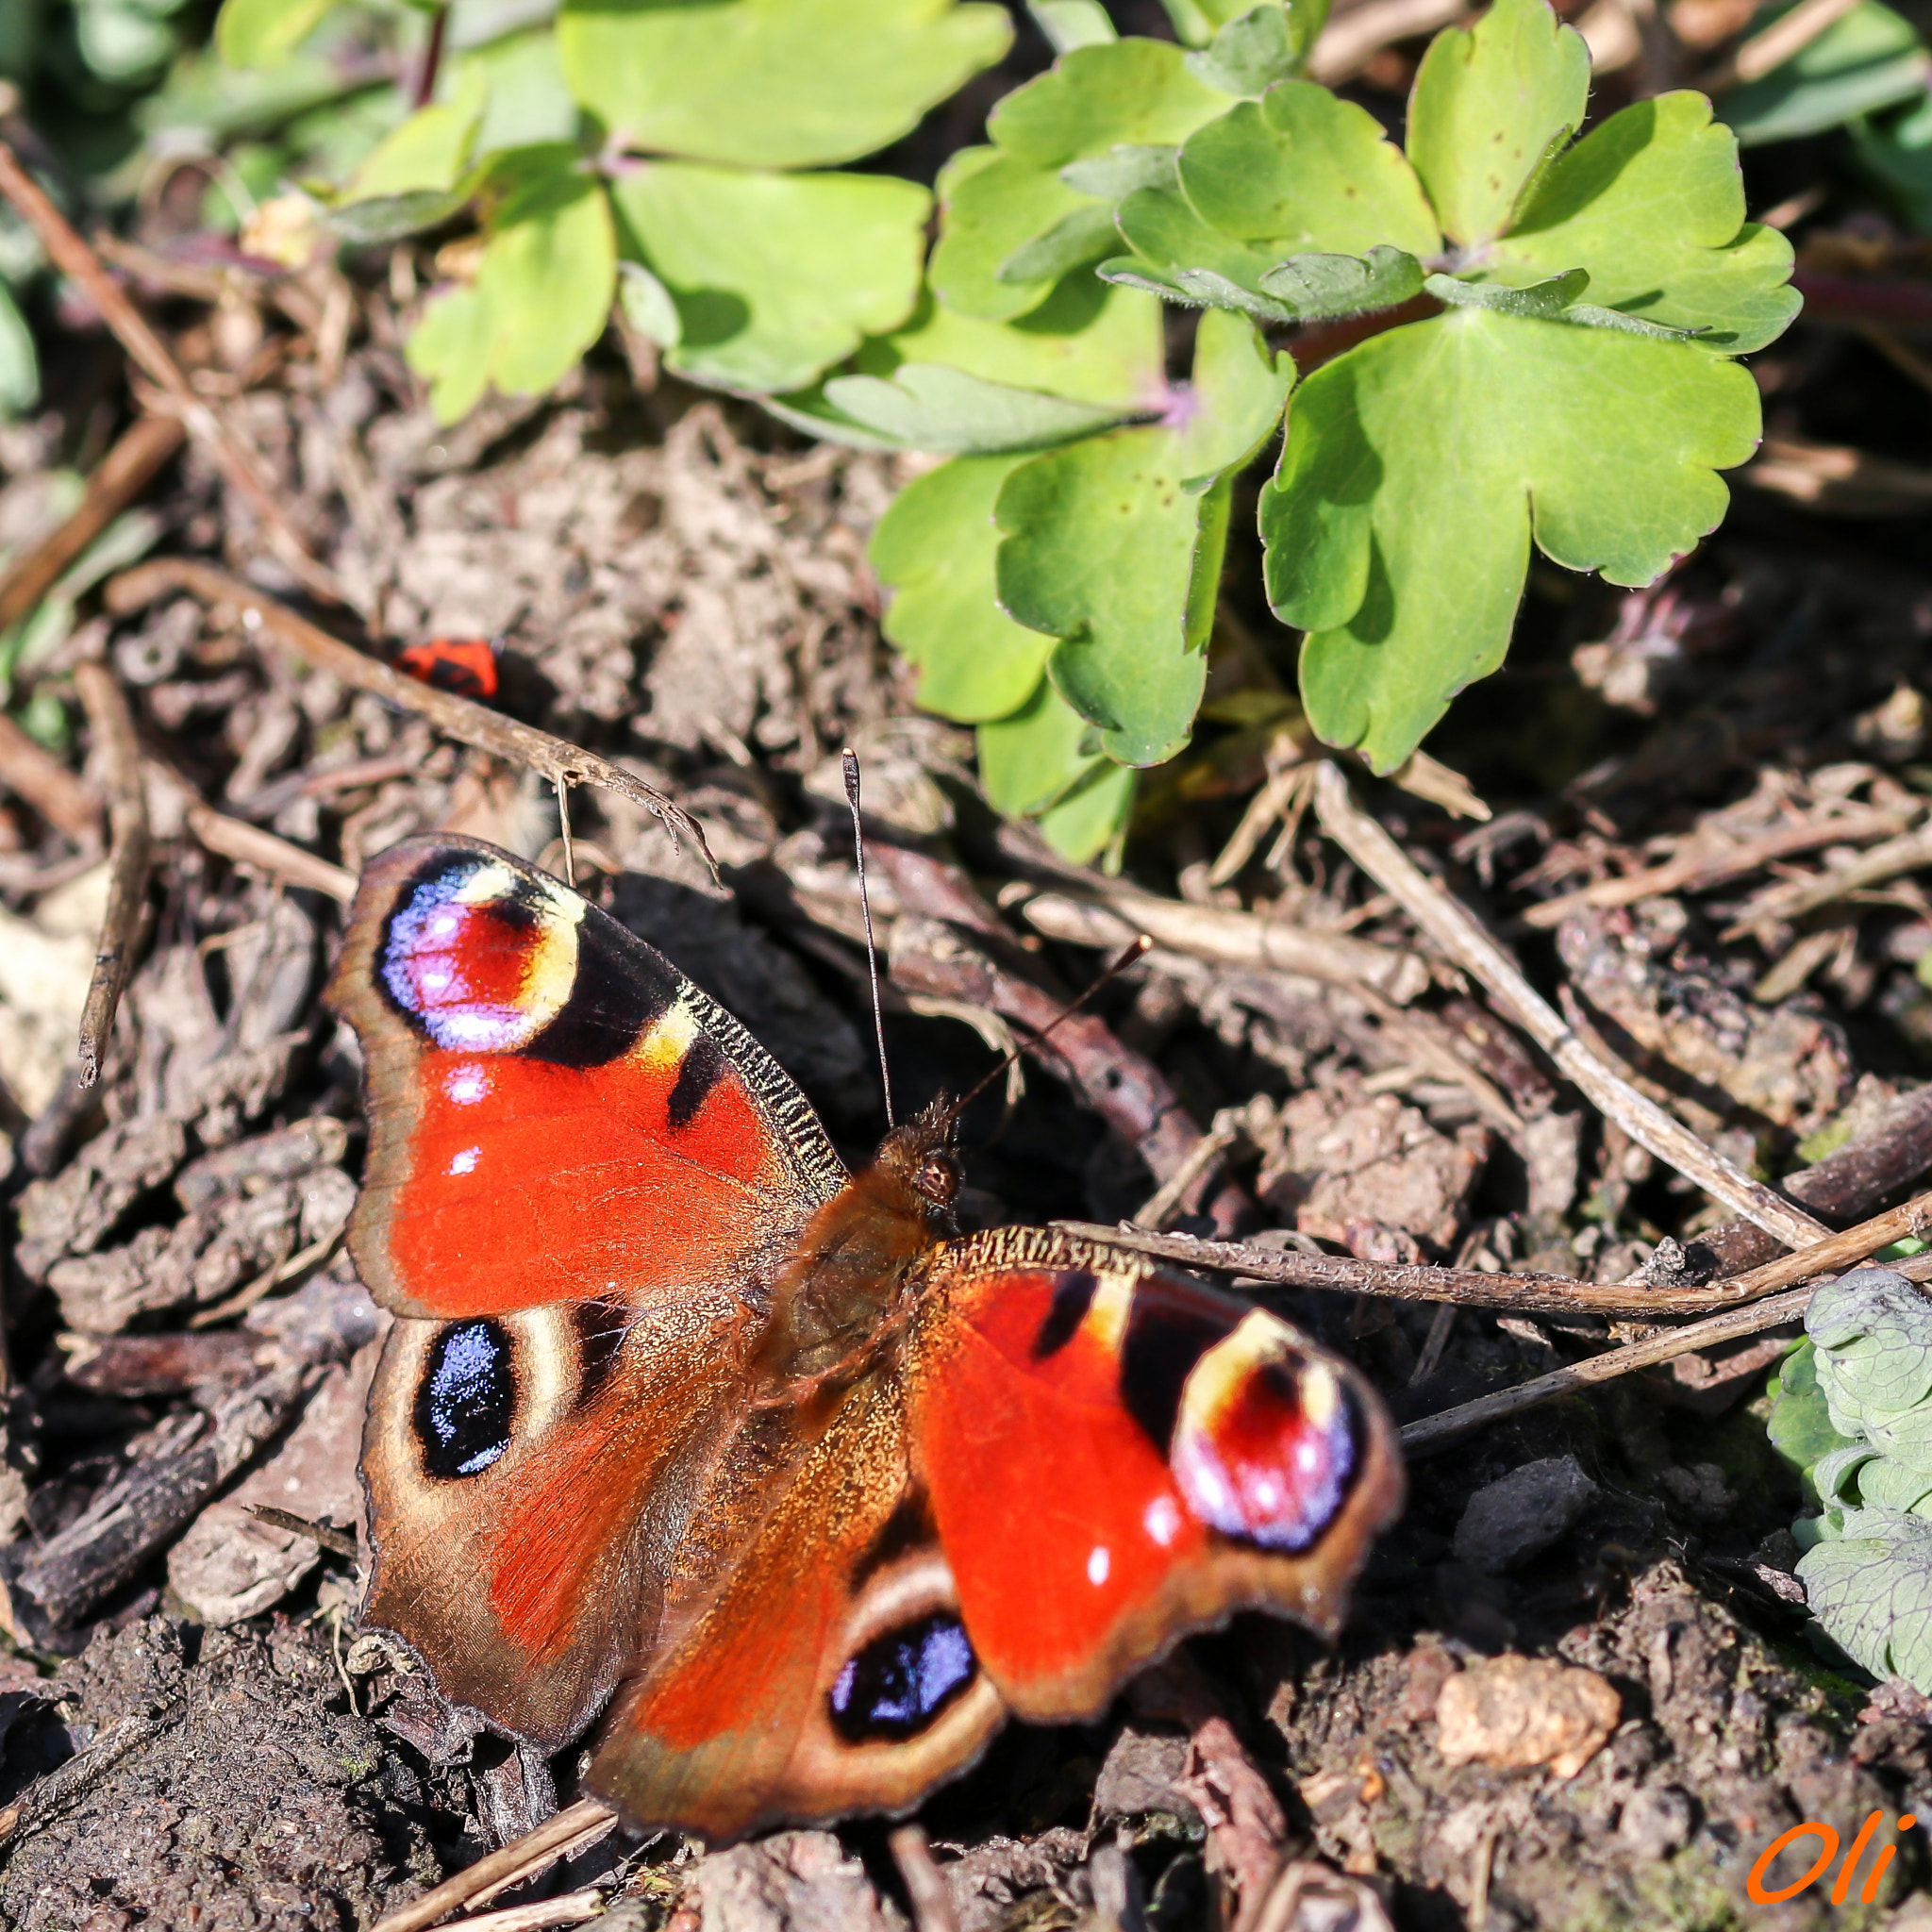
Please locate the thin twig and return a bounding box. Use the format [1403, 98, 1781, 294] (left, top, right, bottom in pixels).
[371, 1800, 618, 1932]
[186, 802, 357, 903]
[1723, 818, 1932, 934]
[0, 1704, 180, 1848]
[1312, 764, 1829, 1251]
[1400, 1284, 1817, 1453]
[1705, 0, 1867, 89]
[106, 560, 713, 875]
[1060, 1189, 1932, 1317]
[0, 412, 184, 635]
[890, 1824, 960, 1932]
[445, 1893, 604, 1932]
[242, 1505, 358, 1560]
[73, 661, 151, 1090]
[0, 711, 100, 841]
[188, 1228, 340, 1328]
[1520, 803, 1913, 929]
[0, 140, 343, 607]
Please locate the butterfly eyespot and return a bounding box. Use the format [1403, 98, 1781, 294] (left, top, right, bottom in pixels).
[414, 1319, 518, 1479]
[911, 1154, 961, 1208]
[827, 1610, 976, 1743]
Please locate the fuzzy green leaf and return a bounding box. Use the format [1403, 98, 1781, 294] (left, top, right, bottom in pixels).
[1260, 245, 1425, 316]
[1425, 266, 1589, 317]
[405, 147, 616, 423]
[1175, 82, 1441, 256]
[1406, 0, 1590, 247]
[558, 0, 1012, 170]
[1058, 143, 1181, 199]
[872, 455, 1055, 721]
[996, 308, 1291, 765]
[609, 165, 928, 395]
[1262, 307, 1759, 771]
[1036, 756, 1136, 862]
[1767, 1340, 1860, 1507]
[1798, 1507, 1932, 1690]
[929, 41, 1228, 320]
[1488, 93, 1801, 352]
[1807, 1269, 1932, 1473]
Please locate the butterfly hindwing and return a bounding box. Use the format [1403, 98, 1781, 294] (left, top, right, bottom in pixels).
[908, 1228, 1405, 1722]
[326, 835, 846, 1321]
[584, 1370, 1006, 1842]
[361, 1291, 751, 1747]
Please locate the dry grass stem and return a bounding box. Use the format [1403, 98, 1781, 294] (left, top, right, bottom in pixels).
[186, 803, 357, 904]
[73, 661, 151, 1092]
[1312, 762, 1831, 1250]
[369, 1800, 617, 1932]
[0, 711, 102, 842]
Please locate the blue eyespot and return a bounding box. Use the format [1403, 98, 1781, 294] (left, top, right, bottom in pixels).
[828, 1611, 976, 1742]
[414, 1320, 516, 1479]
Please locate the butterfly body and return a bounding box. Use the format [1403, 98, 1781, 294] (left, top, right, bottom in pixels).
[328, 835, 1403, 1842]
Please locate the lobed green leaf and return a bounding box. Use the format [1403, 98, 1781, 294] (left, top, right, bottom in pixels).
[215, 0, 336, 70]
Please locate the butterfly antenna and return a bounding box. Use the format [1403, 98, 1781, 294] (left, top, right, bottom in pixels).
[946, 935, 1151, 1125]
[843, 748, 895, 1130]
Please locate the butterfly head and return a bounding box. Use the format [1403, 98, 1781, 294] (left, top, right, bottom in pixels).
[874, 1092, 963, 1224]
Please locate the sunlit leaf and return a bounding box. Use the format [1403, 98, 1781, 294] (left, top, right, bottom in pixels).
[215, 0, 336, 69]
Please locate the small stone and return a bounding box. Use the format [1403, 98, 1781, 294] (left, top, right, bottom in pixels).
[1453, 1455, 1599, 1574]
[1617, 1786, 1694, 1858]
[1436, 1655, 1621, 1779]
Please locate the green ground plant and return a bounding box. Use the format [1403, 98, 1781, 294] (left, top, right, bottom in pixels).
[198, 0, 1809, 860]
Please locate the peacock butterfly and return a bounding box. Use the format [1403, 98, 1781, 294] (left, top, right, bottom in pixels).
[325, 833, 1404, 1842]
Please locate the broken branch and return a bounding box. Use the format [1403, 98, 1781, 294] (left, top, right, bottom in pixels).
[73, 661, 151, 1091]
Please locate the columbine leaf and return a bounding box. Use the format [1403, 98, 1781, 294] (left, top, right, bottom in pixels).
[1185, 4, 1302, 96]
[616, 260, 681, 347]
[1424, 266, 1590, 317]
[978, 674, 1105, 814]
[1058, 143, 1181, 198]
[1807, 1268, 1932, 1473]
[1261, 306, 1759, 771]
[1488, 93, 1801, 352]
[1110, 185, 1288, 311]
[1031, 0, 1118, 50]
[1405, 0, 1589, 247]
[929, 41, 1228, 319]
[1724, 0, 1929, 146]
[343, 63, 486, 201]
[871, 455, 1055, 721]
[1037, 757, 1137, 862]
[996, 308, 1291, 765]
[405, 146, 616, 423]
[824, 366, 1132, 453]
[1000, 202, 1124, 284]
[1259, 245, 1425, 317]
[608, 165, 928, 395]
[215, 0, 336, 68]
[1768, 1340, 1860, 1507]
[558, 0, 1010, 170]
[1797, 1507, 1932, 1690]
[327, 191, 468, 244]
[1175, 82, 1441, 257]
[1855, 92, 1932, 231]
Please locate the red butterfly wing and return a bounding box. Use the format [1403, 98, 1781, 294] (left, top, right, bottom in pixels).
[908, 1228, 1404, 1722]
[326, 835, 846, 1321]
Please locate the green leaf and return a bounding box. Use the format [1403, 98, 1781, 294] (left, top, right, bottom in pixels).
[1768, 1340, 1860, 1507]
[558, 0, 1011, 170]
[873, 456, 1056, 721]
[1262, 307, 1759, 771]
[1259, 245, 1425, 318]
[1425, 266, 1591, 317]
[1029, 0, 1117, 51]
[996, 308, 1291, 765]
[1797, 1507, 1932, 1690]
[327, 191, 468, 244]
[1807, 1269, 1932, 1474]
[616, 259, 681, 347]
[344, 63, 486, 200]
[977, 675, 1104, 813]
[1489, 93, 1800, 352]
[1185, 4, 1303, 96]
[929, 41, 1229, 319]
[824, 366, 1134, 453]
[405, 147, 616, 422]
[1723, 0, 1929, 145]
[0, 280, 38, 419]
[1856, 92, 1932, 232]
[1175, 83, 1441, 257]
[609, 165, 928, 395]
[1036, 757, 1136, 862]
[999, 201, 1123, 284]
[215, 0, 335, 68]
[1156, 0, 1266, 46]
[1406, 0, 1590, 247]
[1058, 144, 1181, 198]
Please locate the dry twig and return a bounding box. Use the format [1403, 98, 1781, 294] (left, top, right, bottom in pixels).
[1724, 817, 1932, 933]
[0, 711, 100, 842]
[1063, 1188, 1932, 1318]
[890, 1825, 960, 1932]
[442, 1891, 605, 1932]
[0, 140, 343, 606]
[73, 661, 151, 1091]
[186, 802, 357, 903]
[0, 412, 184, 635]
[106, 560, 713, 874]
[1312, 763, 1829, 1251]
[370, 1800, 618, 1932]
[0, 1705, 181, 1849]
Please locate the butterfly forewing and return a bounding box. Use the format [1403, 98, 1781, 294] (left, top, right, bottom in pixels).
[327, 835, 845, 1322]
